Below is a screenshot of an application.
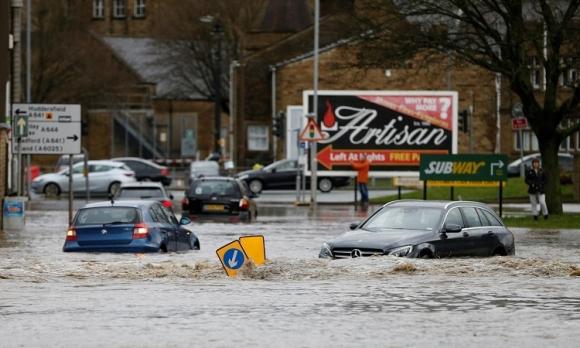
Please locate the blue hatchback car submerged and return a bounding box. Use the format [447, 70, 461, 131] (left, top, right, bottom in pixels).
[63, 200, 200, 253]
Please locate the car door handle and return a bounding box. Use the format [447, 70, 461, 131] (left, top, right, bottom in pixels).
[485, 231, 495, 236]
[462, 232, 469, 237]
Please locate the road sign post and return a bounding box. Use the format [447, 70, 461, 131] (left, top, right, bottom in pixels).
[12, 103, 82, 222]
[12, 104, 81, 155]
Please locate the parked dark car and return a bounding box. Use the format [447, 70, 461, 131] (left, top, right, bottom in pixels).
[319, 200, 515, 259]
[63, 200, 199, 253]
[182, 177, 257, 222]
[236, 159, 350, 194]
[112, 157, 172, 186]
[114, 182, 174, 209]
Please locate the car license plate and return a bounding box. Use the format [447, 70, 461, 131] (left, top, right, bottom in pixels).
[204, 204, 225, 212]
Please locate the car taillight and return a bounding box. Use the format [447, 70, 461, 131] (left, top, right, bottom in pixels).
[160, 167, 169, 176]
[66, 227, 77, 241]
[162, 200, 172, 208]
[239, 198, 249, 210]
[133, 223, 149, 239]
[181, 197, 189, 209]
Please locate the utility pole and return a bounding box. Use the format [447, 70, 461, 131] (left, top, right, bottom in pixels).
[1, 0, 10, 198]
[11, 0, 23, 195]
[310, 0, 320, 208]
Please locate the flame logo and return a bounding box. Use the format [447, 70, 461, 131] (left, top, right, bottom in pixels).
[323, 100, 336, 128]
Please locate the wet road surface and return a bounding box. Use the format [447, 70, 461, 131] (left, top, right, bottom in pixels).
[1, 206, 579, 347]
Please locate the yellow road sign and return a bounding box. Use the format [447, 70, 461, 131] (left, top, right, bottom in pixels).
[239, 235, 266, 266]
[216, 240, 248, 277]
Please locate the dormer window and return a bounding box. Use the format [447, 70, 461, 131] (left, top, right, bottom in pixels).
[93, 0, 104, 19]
[113, 0, 126, 18]
[134, 0, 146, 18]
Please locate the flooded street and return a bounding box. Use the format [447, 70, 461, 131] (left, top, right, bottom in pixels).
[1, 206, 579, 347]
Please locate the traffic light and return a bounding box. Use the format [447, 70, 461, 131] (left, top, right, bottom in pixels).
[458, 110, 469, 132]
[273, 112, 285, 138]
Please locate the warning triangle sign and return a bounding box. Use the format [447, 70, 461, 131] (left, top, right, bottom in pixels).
[299, 118, 325, 142]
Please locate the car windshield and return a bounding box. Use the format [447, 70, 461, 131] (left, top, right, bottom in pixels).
[362, 206, 443, 231]
[75, 207, 140, 225]
[190, 181, 239, 197]
[116, 188, 164, 199]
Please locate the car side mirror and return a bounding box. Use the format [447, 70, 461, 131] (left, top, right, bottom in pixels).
[270, 168, 277, 173]
[169, 194, 174, 200]
[444, 223, 462, 233]
[349, 222, 360, 230]
[179, 217, 191, 225]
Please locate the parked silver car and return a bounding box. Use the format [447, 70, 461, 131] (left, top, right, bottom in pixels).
[32, 160, 136, 196]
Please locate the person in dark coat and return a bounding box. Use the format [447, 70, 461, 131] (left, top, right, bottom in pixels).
[525, 158, 548, 220]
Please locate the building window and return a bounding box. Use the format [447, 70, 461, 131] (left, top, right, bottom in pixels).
[247, 125, 269, 151]
[134, 0, 146, 18]
[113, 0, 126, 18]
[513, 130, 538, 151]
[529, 56, 542, 89]
[93, 0, 104, 18]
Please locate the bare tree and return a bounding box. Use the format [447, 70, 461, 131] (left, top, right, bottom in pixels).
[30, 0, 127, 106]
[353, 0, 580, 214]
[156, 0, 267, 113]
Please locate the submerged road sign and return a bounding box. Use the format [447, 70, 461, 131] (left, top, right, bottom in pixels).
[216, 235, 267, 277]
[239, 235, 266, 266]
[216, 240, 248, 277]
[12, 103, 81, 154]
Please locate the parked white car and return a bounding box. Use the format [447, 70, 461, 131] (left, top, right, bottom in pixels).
[32, 160, 136, 196]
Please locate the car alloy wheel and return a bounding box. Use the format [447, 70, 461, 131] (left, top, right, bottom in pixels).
[318, 178, 333, 193]
[249, 179, 263, 194]
[44, 183, 61, 197]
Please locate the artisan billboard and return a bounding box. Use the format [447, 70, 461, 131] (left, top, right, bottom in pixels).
[303, 91, 458, 177]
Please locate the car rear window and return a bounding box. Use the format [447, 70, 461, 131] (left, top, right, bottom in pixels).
[189, 180, 240, 197]
[117, 187, 164, 199]
[75, 207, 141, 225]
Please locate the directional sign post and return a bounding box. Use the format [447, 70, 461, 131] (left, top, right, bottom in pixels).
[12, 104, 81, 154]
[420, 154, 508, 216]
[216, 240, 248, 277]
[216, 235, 267, 277]
[14, 108, 28, 138]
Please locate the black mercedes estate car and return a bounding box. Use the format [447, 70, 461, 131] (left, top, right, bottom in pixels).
[320, 200, 515, 259]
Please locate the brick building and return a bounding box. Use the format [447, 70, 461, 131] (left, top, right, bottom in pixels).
[239, 3, 580, 165]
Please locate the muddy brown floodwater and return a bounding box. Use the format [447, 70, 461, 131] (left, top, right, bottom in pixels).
[1, 206, 579, 347]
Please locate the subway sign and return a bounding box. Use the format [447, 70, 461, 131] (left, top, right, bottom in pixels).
[420, 154, 508, 182]
[303, 90, 458, 177]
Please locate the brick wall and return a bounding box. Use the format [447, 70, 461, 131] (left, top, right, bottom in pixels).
[274, 44, 499, 158]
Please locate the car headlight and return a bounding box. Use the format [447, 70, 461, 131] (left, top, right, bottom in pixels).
[388, 245, 413, 257]
[319, 242, 333, 259]
[238, 174, 249, 180]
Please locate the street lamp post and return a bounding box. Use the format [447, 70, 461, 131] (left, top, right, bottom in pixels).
[200, 15, 224, 158]
[212, 22, 223, 157]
